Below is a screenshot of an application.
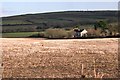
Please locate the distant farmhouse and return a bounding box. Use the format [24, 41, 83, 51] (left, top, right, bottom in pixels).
[74, 28, 88, 38]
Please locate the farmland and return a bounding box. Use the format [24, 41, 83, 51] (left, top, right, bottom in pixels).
[1, 38, 119, 78]
[2, 11, 119, 39]
[2, 32, 39, 38]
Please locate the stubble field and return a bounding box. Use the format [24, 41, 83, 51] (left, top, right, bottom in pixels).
[1, 38, 119, 78]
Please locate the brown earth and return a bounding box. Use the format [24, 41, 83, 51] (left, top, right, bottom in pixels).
[1, 38, 119, 78]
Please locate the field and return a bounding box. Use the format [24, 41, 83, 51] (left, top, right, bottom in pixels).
[2, 32, 39, 38]
[1, 38, 119, 78]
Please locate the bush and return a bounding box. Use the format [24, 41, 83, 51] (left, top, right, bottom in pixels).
[38, 32, 45, 37]
[29, 32, 45, 38]
[44, 28, 68, 38]
[67, 30, 74, 38]
[87, 28, 102, 37]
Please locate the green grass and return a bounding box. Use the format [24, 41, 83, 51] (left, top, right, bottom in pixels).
[2, 32, 39, 38]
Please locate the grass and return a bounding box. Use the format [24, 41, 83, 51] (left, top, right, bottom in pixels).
[2, 32, 39, 38]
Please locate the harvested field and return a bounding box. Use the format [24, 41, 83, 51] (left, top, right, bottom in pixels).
[1, 38, 119, 78]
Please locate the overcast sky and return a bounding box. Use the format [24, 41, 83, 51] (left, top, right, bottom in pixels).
[0, 0, 120, 17]
[0, 0, 120, 2]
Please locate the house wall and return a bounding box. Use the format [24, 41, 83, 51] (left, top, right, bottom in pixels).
[80, 29, 88, 37]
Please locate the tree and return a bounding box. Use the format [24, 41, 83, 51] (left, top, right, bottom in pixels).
[94, 21, 107, 30]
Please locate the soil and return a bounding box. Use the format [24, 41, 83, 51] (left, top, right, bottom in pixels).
[1, 38, 119, 78]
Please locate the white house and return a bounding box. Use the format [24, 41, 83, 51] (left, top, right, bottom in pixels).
[80, 29, 88, 37]
[74, 28, 88, 38]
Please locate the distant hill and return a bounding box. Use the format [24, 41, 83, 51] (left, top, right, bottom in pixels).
[2, 11, 118, 33]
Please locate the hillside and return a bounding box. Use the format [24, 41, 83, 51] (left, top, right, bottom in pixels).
[2, 11, 118, 33]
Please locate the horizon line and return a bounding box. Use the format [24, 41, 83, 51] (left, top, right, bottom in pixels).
[1, 9, 118, 17]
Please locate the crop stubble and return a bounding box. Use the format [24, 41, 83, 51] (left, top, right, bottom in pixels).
[1, 38, 119, 78]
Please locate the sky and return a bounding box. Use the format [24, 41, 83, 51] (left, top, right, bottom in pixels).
[0, 0, 120, 2]
[0, 0, 120, 17]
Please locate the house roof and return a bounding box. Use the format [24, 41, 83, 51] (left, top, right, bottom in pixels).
[79, 29, 84, 32]
[74, 29, 85, 32]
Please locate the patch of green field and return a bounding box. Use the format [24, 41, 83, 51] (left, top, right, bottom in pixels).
[2, 32, 39, 38]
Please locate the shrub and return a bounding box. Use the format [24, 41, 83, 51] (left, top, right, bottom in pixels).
[67, 30, 74, 38]
[38, 32, 45, 37]
[44, 28, 68, 38]
[87, 28, 102, 37]
[29, 32, 45, 38]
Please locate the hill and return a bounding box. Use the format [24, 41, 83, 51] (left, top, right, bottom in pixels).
[2, 11, 118, 33]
